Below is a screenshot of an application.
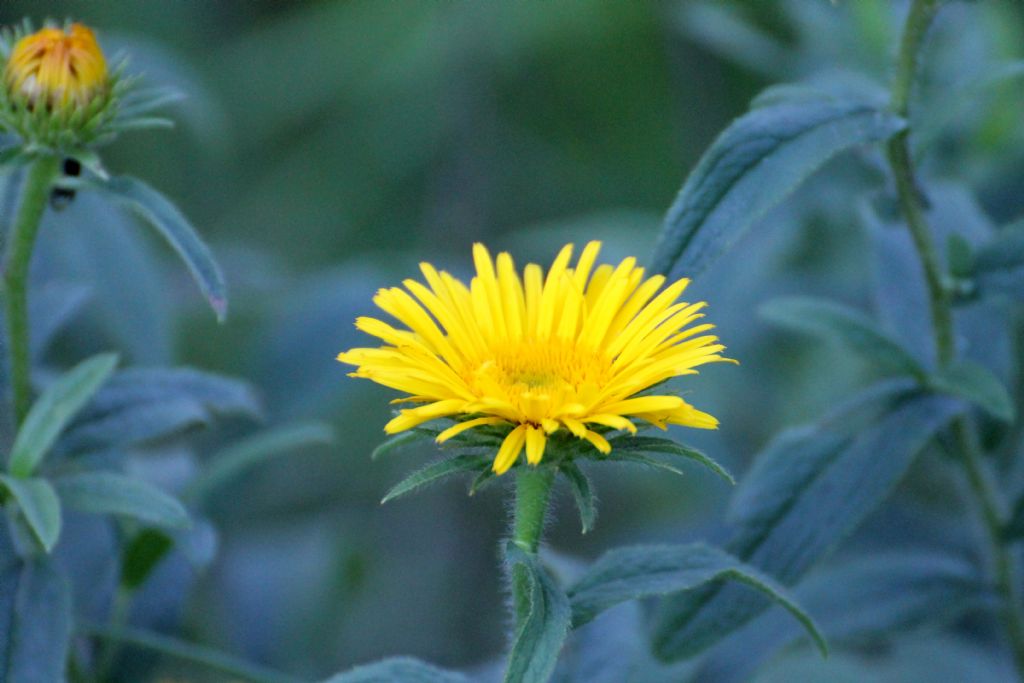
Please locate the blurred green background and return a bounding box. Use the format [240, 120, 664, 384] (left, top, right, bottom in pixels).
[4, 1, 1024, 680]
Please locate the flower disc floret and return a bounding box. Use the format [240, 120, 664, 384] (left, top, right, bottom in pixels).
[338, 242, 733, 474]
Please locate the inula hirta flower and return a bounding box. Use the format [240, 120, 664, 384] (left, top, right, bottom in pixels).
[5, 23, 107, 111]
[339, 242, 731, 474]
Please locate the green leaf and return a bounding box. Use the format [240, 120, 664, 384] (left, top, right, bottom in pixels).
[652, 392, 962, 661]
[971, 222, 1024, 301]
[1004, 494, 1024, 542]
[561, 462, 597, 534]
[607, 435, 735, 484]
[371, 430, 432, 461]
[54, 472, 189, 529]
[503, 543, 571, 683]
[600, 451, 684, 476]
[0, 475, 62, 553]
[0, 559, 71, 682]
[85, 175, 228, 320]
[188, 422, 334, 503]
[380, 455, 489, 504]
[930, 360, 1014, 422]
[468, 468, 499, 496]
[760, 296, 925, 380]
[567, 543, 826, 656]
[8, 353, 118, 477]
[947, 234, 974, 279]
[120, 528, 175, 591]
[321, 657, 467, 682]
[651, 96, 904, 279]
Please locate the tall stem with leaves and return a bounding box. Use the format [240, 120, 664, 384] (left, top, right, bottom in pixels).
[3, 155, 60, 426]
[887, 0, 1024, 676]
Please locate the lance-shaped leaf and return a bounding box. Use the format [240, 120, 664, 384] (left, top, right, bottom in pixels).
[55, 472, 189, 529]
[188, 422, 333, 503]
[321, 657, 468, 683]
[0, 475, 61, 553]
[381, 455, 490, 504]
[652, 392, 962, 661]
[567, 543, 826, 656]
[760, 296, 926, 380]
[8, 353, 118, 477]
[84, 174, 227, 320]
[561, 462, 597, 534]
[651, 95, 904, 279]
[371, 429, 433, 461]
[0, 558, 71, 682]
[606, 435, 734, 484]
[929, 360, 1014, 422]
[503, 543, 571, 683]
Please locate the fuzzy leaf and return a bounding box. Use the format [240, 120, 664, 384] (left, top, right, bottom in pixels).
[320, 657, 467, 682]
[653, 392, 962, 661]
[607, 435, 734, 483]
[188, 422, 333, 502]
[381, 455, 490, 504]
[651, 97, 904, 279]
[503, 543, 571, 683]
[930, 360, 1014, 422]
[9, 353, 118, 477]
[760, 296, 925, 380]
[0, 558, 71, 682]
[54, 472, 189, 529]
[568, 543, 826, 656]
[0, 475, 61, 553]
[561, 462, 597, 533]
[86, 175, 228, 320]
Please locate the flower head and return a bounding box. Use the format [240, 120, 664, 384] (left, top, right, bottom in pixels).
[5, 23, 107, 111]
[339, 242, 732, 475]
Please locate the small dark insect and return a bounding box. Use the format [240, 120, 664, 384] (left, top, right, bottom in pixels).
[50, 156, 82, 210]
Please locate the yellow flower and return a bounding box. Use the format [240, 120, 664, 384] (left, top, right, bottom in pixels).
[5, 23, 107, 111]
[338, 242, 732, 475]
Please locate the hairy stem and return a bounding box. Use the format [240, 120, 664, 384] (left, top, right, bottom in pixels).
[511, 466, 555, 624]
[3, 155, 59, 426]
[888, 0, 1024, 677]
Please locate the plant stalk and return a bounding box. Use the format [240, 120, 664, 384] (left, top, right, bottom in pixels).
[511, 466, 555, 624]
[2, 155, 59, 426]
[888, 0, 1024, 677]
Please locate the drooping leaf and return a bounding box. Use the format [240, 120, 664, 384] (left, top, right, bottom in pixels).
[84, 174, 228, 320]
[120, 528, 175, 591]
[320, 657, 468, 683]
[54, 472, 189, 529]
[9, 353, 118, 477]
[606, 435, 735, 484]
[560, 462, 597, 534]
[651, 96, 904, 279]
[58, 398, 209, 453]
[380, 455, 490, 504]
[0, 475, 61, 553]
[568, 543, 826, 656]
[188, 422, 334, 503]
[652, 392, 963, 661]
[0, 558, 71, 683]
[929, 360, 1014, 422]
[503, 543, 571, 683]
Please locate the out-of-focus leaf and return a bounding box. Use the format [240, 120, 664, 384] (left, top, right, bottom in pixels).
[929, 360, 1014, 421]
[0, 476, 61, 554]
[371, 430, 432, 461]
[84, 175, 227, 320]
[972, 223, 1024, 301]
[188, 422, 333, 503]
[28, 282, 90, 360]
[54, 472, 189, 529]
[760, 296, 926, 380]
[560, 462, 597, 534]
[503, 543, 571, 683]
[675, 3, 794, 79]
[380, 455, 490, 504]
[651, 96, 904, 279]
[1003, 494, 1024, 542]
[9, 353, 118, 477]
[947, 234, 974, 279]
[0, 558, 71, 683]
[321, 657, 468, 682]
[120, 528, 174, 591]
[605, 435, 734, 484]
[568, 543, 826, 656]
[652, 392, 962, 661]
[58, 398, 209, 453]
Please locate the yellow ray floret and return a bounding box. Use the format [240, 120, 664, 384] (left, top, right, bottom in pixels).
[338, 242, 733, 474]
[5, 23, 107, 110]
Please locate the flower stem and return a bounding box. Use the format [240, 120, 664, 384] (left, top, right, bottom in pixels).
[3, 155, 59, 426]
[887, 1, 1024, 677]
[511, 466, 555, 623]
